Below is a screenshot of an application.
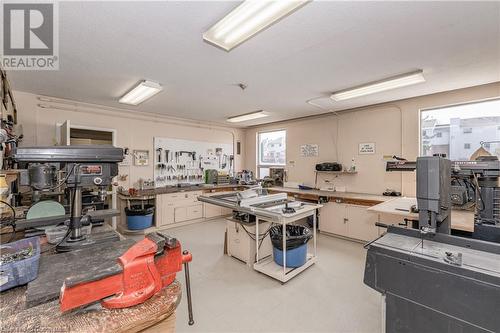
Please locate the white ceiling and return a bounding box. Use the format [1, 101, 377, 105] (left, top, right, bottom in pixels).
[8, 1, 500, 127]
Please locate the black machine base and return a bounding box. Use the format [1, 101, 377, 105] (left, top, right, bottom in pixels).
[472, 222, 500, 243]
[385, 294, 486, 333]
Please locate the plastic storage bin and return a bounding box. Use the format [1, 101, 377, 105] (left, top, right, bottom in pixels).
[125, 205, 155, 230]
[0, 237, 41, 291]
[44, 224, 92, 244]
[270, 225, 312, 268]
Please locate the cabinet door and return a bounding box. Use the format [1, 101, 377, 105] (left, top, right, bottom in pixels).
[204, 203, 222, 218]
[319, 202, 348, 237]
[174, 207, 188, 223]
[346, 205, 378, 241]
[156, 194, 175, 226]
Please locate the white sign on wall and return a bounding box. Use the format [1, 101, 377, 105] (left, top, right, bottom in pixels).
[300, 144, 319, 157]
[359, 142, 376, 155]
[133, 150, 150, 166]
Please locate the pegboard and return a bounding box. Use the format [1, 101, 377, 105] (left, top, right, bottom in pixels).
[153, 137, 233, 187]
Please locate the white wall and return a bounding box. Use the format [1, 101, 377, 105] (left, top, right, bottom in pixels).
[245, 82, 500, 196]
[13, 91, 246, 189]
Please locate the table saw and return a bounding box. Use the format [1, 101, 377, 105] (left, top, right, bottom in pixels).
[198, 188, 322, 282]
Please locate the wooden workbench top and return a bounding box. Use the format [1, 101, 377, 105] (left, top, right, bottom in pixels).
[268, 187, 392, 205]
[369, 197, 475, 233]
[119, 184, 248, 198]
[0, 280, 181, 333]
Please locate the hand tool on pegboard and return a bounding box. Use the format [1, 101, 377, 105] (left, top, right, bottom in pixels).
[59, 232, 195, 325]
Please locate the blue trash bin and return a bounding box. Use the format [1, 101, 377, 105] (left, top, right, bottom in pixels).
[270, 225, 312, 268]
[125, 205, 155, 230]
[273, 243, 308, 268]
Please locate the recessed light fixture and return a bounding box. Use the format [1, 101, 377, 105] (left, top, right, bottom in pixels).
[227, 110, 268, 123]
[203, 0, 309, 51]
[119, 80, 163, 105]
[330, 70, 426, 101]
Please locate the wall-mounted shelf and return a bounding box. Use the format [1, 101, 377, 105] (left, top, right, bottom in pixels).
[315, 170, 357, 175]
[314, 170, 357, 188]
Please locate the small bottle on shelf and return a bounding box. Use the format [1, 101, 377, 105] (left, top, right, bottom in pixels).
[349, 158, 356, 172]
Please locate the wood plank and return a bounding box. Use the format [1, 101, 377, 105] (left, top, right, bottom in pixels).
[27, 239, 135, 308]
[1, 280, 180, 333]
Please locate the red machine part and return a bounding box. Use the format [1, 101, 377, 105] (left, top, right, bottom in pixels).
[59, 233, 192, 312]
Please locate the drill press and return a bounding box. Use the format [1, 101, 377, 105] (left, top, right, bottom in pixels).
[13, 145, 124, 252]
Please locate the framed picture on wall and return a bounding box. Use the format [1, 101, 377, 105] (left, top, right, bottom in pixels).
[133, 150, 149, 166]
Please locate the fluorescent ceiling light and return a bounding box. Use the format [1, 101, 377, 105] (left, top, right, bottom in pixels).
[330, 70, 426, 101]
[227, 110, 268, 123]
[203, 0, 309, 51]
[119, 80, 163, 105]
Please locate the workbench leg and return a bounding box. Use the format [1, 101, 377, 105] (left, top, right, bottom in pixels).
[283, 220, 286, 278]
[255, 217, 259, 263]
[313, 211, 317, 256]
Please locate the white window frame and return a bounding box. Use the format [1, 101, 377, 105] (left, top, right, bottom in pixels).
[256, 129, 286, 178]
[418, 97, 500, 157]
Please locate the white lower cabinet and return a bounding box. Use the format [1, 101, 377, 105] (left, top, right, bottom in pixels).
[347, 205, 379, 241]
[320, 202, 348, 236]
[174, 206, 189, 222]
[187, 204, 203, 220]
[320, 202, 379, 242]
[204, 203, 222, 218]
[156, 191, 229, 228]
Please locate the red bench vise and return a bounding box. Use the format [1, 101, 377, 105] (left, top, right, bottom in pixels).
[59, 232, 194, 325]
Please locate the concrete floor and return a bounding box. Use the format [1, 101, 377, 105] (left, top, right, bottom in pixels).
[151, 219, 382, 333]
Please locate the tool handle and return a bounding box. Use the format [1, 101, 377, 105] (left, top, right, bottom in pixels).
[375, 222, 389, 228]
[183, 250, 195, 326]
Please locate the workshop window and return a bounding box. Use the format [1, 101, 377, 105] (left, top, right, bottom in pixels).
[420, 98, 500, 160]
[257, 130, 286, 178]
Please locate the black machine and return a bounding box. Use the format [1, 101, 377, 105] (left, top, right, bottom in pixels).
[13, 145, 124, 252]
[315, 162, 342, 172]
[366, 156, 500, 332]
[451, 156, 500, 242]
[386, 155, 500, 243]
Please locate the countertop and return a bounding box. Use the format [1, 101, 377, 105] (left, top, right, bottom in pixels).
[369, 197, 474, 232]
[119, 184, 392, 205]
[268, 187, 392, 204]
[119, 184, 248, 198]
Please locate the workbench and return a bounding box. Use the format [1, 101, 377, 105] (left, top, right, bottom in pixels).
[0, 279, 180, 333]
[368, 197, 475, 233]
[117, 184, 247, 234]
[268, 187, 475, 242]
[267, 187, 390, 205]
[0, 232, 182, 332]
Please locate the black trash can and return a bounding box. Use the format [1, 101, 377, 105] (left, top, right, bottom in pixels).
[270, 225, 312, 267]
[125, 205, 155, 230]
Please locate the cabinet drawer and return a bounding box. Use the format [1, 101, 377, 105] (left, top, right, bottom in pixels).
[189, 191, 203, 198]
[164, 193, 183, 201]
[187, 204, 203, 220]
